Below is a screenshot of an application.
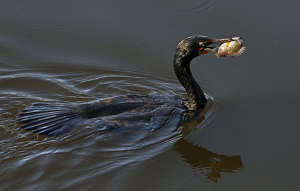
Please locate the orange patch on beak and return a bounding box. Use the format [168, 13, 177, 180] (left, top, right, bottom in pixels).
[202, 40, 211, 44]
[198, 47, 208, 55]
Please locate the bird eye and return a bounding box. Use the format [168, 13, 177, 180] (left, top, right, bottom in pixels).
[201, 43, 205, 47]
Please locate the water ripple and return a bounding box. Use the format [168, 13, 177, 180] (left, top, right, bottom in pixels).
[0, 66, 238, 188]
[118, 0, 222, 18]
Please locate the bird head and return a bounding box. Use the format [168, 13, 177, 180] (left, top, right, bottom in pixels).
[176, 35, 233, 59]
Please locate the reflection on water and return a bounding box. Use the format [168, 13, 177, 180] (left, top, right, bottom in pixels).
[174, 106, 243, 183]
[175, 138, 243, 183]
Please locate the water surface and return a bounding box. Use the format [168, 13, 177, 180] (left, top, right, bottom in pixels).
[1, 0, 300, 190]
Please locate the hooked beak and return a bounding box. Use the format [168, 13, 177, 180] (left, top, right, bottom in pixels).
[211, 38, 233, 44]
[203, 38, 233, 54]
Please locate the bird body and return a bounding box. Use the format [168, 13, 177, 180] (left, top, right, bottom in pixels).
[18, 35, 241, 136]
[18, 94, 184, 135]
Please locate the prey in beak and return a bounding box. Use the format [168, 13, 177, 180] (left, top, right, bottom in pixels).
[204, 37, 246, 58]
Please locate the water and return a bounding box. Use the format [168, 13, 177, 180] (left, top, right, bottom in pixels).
[1, 0, 300, 190]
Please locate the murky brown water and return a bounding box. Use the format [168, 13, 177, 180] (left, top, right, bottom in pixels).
[1, 0, 300, 190]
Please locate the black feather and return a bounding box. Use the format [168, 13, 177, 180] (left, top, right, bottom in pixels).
[18, 104, 86, 136]
[21, 115, 75, 130]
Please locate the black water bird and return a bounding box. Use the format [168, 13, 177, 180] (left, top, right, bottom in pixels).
[18, 35, 234, 136]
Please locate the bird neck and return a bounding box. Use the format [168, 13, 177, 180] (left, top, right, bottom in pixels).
[173, 52, 207, 111]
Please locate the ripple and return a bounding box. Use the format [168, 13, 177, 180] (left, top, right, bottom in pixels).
[73, 72, 182, 99]
[118, 0, 222, 18]
[0, 67, 238, 189]
[181, 76, 234, 144]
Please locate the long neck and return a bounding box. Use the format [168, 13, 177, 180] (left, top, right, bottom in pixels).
[173, 51, 207, 111]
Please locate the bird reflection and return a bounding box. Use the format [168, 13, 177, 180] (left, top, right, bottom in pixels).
[173, 107, 243, 183]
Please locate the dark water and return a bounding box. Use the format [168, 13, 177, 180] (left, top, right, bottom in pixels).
[1, 0, 300, 190]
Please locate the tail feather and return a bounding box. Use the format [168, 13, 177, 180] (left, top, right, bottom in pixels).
[19, 109, 70, 116]
[21, 115, 75, 130]
[18, 104, 86, 136]
[18, 112, 72, 124]
[32, 118, 80, 135]
[32, 123, 64, 135]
